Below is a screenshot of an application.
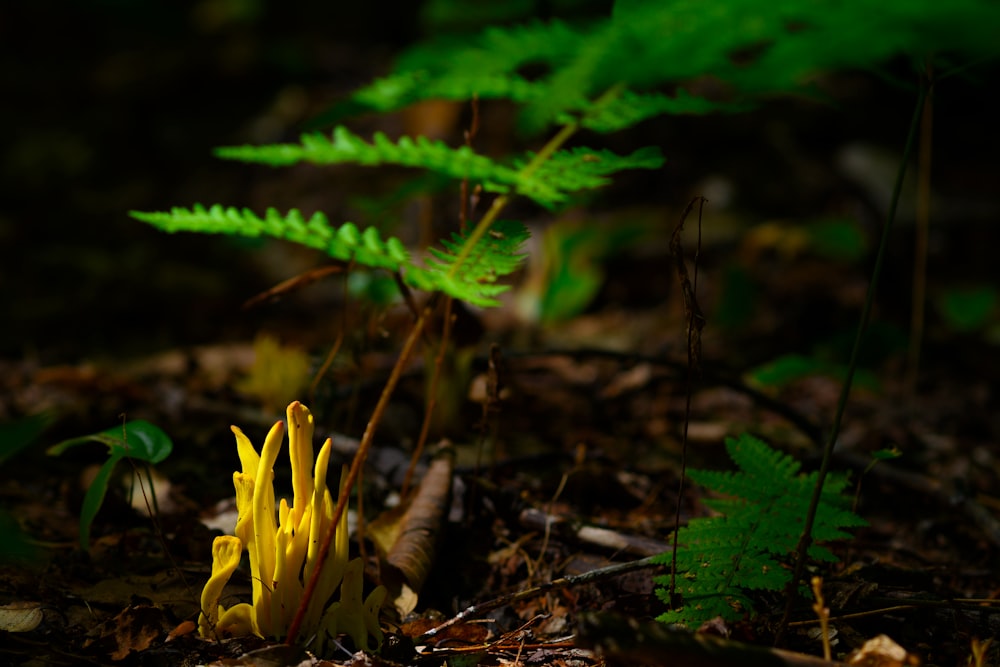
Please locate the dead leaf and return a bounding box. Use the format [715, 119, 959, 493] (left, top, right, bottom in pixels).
[0, 601, 44, 632]
[371, 445, 454, 617]
[84, 603, 168, 661]
[849, 635, 919, 667]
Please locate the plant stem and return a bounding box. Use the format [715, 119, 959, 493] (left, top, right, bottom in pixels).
[446, 84, 624, 280]
[775, 78, 929, 644]
[285, 298, 434, 645]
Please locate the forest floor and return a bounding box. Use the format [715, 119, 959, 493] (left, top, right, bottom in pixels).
[3, 4, 1000, 667]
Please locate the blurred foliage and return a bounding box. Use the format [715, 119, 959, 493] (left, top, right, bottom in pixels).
[742, 218, 868, 262]
[522, 218, 649, 324]
[0, 412, 54, 467]
[746, 353, 880, 392]
[714, 264, 760, 332]
[348, 272, 403, 308]
[236, 333, 312, 413]
[419, 0, 609, 32]
[936, 285, 997, 333]
[804, 219, 869, 263]
[0, 413, 55, 564]
[329, 0, 1000, 134]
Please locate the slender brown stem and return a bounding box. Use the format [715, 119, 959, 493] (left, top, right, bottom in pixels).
[446, 84, 624, 281]
[285, 298, 435, 645]
[668, 197, 705, 603]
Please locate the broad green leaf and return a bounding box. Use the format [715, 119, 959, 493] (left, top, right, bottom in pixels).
[77, 454, 122, 550]
[47, 420, 173, 464]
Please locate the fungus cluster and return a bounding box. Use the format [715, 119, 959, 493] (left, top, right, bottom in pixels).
[199, 401, 384, 652]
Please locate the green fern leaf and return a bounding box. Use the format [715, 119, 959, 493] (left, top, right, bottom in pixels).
[328, 20, 584, 118]
[214, 126, 661, 209]
[331, 0, 1000, 135]
[129, 205, 528, 307]
[519, 146, 665, 196]
[653, 434, 865, 629]
[215, 126, 572, 207]
[573, 89, 753, 133]
[425, 219, 528, 293]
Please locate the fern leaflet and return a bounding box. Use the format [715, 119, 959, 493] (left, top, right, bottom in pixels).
[653, 434, 866, 628]
[129, 205, 528, 307]
[214, 126, 662, 209]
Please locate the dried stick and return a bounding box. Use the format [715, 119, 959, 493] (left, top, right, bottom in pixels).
[668, 197, 706, 604]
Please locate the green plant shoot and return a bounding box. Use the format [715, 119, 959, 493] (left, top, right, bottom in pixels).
[47, 420, 173, 549]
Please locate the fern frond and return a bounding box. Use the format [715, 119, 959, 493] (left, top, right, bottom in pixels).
[129, 205, 528, 307]
[329, 0, 1000, 134]
[425, 219, 528, 294]
[215, 126, 571, 206]
[519, 146, 665, 195]
[215, 126, 661, 209]
[574, 89, 753, 134]
[653, 434, 865, 629]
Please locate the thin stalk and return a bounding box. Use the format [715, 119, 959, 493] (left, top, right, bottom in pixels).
[285, 298, 435, 645]
[446, 84, 625, 280]
[668, 197, 706, 604]
[776, 80, 928, 643]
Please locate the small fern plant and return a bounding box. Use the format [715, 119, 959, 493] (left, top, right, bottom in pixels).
[653, 434, 866, 629]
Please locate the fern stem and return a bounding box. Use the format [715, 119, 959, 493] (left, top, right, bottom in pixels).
[777, 78, 929, 643]
[446, 83, 625, 280]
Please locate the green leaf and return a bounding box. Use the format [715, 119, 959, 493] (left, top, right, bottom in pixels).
[48, 420, 173, 549]
[872, 447, 902, 461]
[654, 434, 864, 628]
[327, 0, 1000, 135]
[47, 420, 173, 464]
[77, 454, 122, 550]
[131, 206, 529, 307]
[212, 126, 662, 209]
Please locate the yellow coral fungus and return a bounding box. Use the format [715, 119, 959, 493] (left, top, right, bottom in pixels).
[199, 401, 384, 653]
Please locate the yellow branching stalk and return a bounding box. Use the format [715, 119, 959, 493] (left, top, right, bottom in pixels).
[199, 401, 384, 653]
